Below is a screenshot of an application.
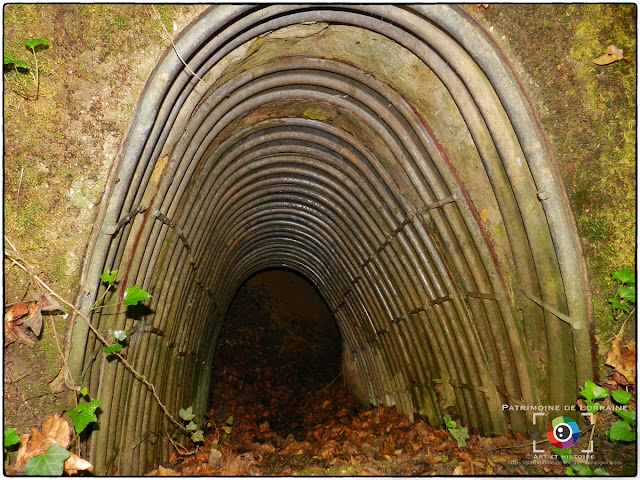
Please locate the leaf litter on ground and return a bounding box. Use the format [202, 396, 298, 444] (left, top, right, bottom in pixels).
[145, 289, 572, 476]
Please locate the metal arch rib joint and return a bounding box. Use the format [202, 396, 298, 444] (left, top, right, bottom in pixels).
[68, 5, 594, 475]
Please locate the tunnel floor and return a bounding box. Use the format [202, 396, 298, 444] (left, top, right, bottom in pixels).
[154, 272, 612, 476]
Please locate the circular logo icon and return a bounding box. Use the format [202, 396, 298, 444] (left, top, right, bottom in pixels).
[547, 416, 579, 448]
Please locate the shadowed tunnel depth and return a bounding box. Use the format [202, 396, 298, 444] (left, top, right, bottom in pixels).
[66, 5, 594, 475]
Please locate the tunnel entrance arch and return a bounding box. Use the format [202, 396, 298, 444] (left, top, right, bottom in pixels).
[67, 5, 593, 474]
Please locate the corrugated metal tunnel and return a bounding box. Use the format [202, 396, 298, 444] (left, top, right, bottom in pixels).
[66, 5, 594, 475]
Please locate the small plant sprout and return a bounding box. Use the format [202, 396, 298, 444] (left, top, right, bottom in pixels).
[222, 415, 234, 437]
[92, 269, 150, 355]
[66, 388, 100, 435]
[579, 380, 608, 413]
[609, 267, 636, 319]
[4, 428, 20, 453]
[3, 37, 49, 100]
[91, 268, 119, 313]
[179, 406, 204, 444]
[443, 414, 468, 447]
[104, 329, 128, 355]
[23, 38, 49, 100]
[607, 389, 636, 443]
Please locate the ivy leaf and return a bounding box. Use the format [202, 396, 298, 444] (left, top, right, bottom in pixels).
[25, 443, 70, 476]
[179, 406, 195, 422]
[66, 399, 100, 434]
[593, 468, 609, 476]
[122, 285, 150, 306]
[608, 420, 636, 442]
[99, 269, 118, 283]
[226, 416, 234, 426]
[80, 386, 89, 397]
[617, 285, 636, 304]
[3, 53, 29, 69]
[443, 414, 456, 429]
[4, 428, 20, 448]
[24, 38, 49, 51]
[612, 267, 635, 286]
[222, 426, 232, 435]
[614, 408, 636, 426]
[609, 297, 630, 312]
[449, 426, 468, 447]
[186, 421, 197, 431]
[566, 466, 576, 476]
[104, 343, 123, 355]
[580, 380, 609, 401]
[191, 430, 204, 443]
[611, 390, 633, 405]
[552, 446, 572, 464]
[113, 330, 127, 342]
[573, 464, 595, 475]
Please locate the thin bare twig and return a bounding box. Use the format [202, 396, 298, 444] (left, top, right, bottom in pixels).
[150, 5, 209, 86]
[319, 371, 342, 392]
[164, 424, 200, 456]
[4, 236, 191, 437]
[606, 309, 635, 344]
[49, 314, 81, 454]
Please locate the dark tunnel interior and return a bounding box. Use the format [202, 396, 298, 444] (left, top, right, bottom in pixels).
[210, 269, 348, 436]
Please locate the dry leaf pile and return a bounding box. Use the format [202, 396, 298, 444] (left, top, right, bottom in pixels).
[6, 414, 93, 475]
[603, 337, 636, 413]
[146, 294, 558, 476]
[4, 293, 62, 347]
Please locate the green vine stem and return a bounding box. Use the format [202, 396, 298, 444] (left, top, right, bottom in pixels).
[4, 236, 191, 437]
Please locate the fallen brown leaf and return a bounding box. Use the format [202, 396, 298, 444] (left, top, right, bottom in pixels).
[5, 302, 29, 323]
[37, 293, 62, 312]
[4, 322, 18, 347]
[593, 44, 632, 65]
[452, 464, 465, 475]
[15, 430, 54, 467]
[157, 465, 175, 476]
[4, 302, 30, 347]
[606, 338, 636, 384]
[435, 441, 457, 451]
[456, 451, 473, 462]
[64, 453, 93, 475]
[490, 453, 520, 464]
[41, 414, 70, 448]
[24, 303, 42, 337]
[604, 379, 619, 389]
[613, 370, 632, 386]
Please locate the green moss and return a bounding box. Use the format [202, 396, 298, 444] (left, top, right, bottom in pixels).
[152, 4, 179, 32]
[559, 5, 637, 344]
[53, 252, 68, 284]
[303, 108, 328, 121]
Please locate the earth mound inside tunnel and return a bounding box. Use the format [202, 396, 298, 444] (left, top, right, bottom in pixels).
[211, 269, 341, 419]
[211, 270, 342, 436]
[66, 5, 594, 475]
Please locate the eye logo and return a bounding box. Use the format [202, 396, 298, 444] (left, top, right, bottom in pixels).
[547, 416, 579, 448]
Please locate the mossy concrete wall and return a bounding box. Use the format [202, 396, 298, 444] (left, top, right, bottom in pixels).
[3, 4, 635, 432]
[465, 5, 636, 371]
